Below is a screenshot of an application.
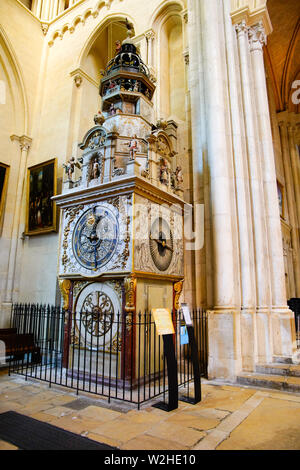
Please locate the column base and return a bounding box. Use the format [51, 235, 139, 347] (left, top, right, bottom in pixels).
[272, 308, 298, 362]
[240, 308, 257, 372]
[0, 302, 13, 329]
[256, 308, 273, 365]
[207, 309, 242, 381]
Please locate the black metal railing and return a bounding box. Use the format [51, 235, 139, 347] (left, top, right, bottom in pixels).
[8, 304, 208, 408]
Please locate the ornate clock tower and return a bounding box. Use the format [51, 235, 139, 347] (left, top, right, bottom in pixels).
[53, 30, 185, 381]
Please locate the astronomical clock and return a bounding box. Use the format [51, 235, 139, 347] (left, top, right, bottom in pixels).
[53, 28, 185, 381]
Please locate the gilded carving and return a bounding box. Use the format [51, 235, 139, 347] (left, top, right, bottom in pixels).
[173, 280, 184, 310]
[124, 275, 136, 313]
[59, 279, 72, 310]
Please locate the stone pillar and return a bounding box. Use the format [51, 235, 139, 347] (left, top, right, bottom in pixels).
[41, 0, 51, 21]
[236, 20, 273, 364]
[145, 30, 155, 68]
[200, 0, 241, 380]
[287, 125, 300, 233]
[248, 22, 297, 361]
[279, 122, 300, 298]
[187, 0, 207, 309]
[2, 136, 32, 323]
[51, 0, 59, 18]
[224, 1, 257, 371]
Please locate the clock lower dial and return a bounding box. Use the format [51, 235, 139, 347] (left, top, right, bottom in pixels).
[149, 216, 174, 271]
[72, 205, 119, 270]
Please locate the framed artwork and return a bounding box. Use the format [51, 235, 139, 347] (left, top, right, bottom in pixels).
[0, 163, 9, 222]
[26, 158, 57, 235]
[277, 180, 284, 219]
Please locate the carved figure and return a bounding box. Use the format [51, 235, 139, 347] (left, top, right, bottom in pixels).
[108, 80, 117, 91]
[63, 157, 80, 181]
[94, 110, 105, 125]
[175, 166, 183, 187]
[128, 135, 138, 160]
[159, 158, 169, 185]
[133, 81, 139, 92]
[92, 160, 100, 179]
[88, 131, 105, 149]
[110, 103, 117, 115]
[115, 40, 122, 55]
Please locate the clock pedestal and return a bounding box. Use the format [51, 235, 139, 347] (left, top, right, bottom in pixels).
[53, 36, 186, 386]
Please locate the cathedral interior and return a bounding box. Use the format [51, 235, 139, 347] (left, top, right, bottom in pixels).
[0, 0, 299, 383]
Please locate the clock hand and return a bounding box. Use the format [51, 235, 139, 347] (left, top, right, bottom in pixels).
[150, 236, 173, 252]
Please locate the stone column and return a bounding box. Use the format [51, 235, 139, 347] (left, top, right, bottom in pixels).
[187, 0, 208, 309]
[287, 125, 300, 233]
[279, 122, 300, 298]
[249, 22, 297, 361]
[224, 0, 257, 371]
[41, 0, 51, 21]
[145, 30, 155, 68]
[200, 0, 241, 380]
[51, 0, 59, 18]
[235, 20, 273, 364]
[2, 136, 32, 322]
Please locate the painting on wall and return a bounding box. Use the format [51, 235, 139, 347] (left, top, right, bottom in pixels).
[0, 163, 9, 221]
[277, 180, 284, 219]
[26, 158, 57, 235]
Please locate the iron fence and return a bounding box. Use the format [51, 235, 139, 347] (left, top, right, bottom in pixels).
[8, 304, 208, 408]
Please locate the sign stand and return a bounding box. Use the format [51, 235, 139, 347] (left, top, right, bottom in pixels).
[152, 334, 178, 412]
[179, 304, 201, 405]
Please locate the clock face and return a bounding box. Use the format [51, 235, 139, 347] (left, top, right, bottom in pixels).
[74, 282, 121, 350]
[149, 217, 174, 271]
[72, 205, 119, 271]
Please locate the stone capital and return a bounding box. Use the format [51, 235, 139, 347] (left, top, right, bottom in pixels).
[145, 30, 155, 41]
[235, 20, 249, 36]
[248, 21, 267, 52]
[10, 134, 32, 152]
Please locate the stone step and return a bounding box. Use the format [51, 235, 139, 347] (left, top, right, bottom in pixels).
[256, 363, 300, 377]
[237, 372, 300, 393]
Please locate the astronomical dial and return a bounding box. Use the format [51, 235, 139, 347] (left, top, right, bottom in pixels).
[72, 205, 119, 271]
[149, 216, 174, 271]
[74, 282, 121, 350]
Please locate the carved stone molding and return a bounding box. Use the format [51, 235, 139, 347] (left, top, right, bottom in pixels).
[41, 23, 49, 36]
[183, 49, 189, 66]
[182, 10, 188, 24]
[10, 134, 32, 152]
[74, 74, 83, 88]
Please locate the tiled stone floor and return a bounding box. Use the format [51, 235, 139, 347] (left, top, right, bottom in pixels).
[1, 369, 300, 450]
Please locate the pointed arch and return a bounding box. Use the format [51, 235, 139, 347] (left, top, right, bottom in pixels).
[0, 25, 28, 135]
[76, 13, 137, 69]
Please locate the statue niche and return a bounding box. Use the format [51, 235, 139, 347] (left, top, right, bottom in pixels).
[88, 153, 103, 184]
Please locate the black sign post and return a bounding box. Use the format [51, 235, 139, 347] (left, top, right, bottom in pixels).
[153, 334, 178, 412]
[179, 305, 201, 405]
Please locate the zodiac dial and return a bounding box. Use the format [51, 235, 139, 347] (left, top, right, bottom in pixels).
[149, 216, 174, 271]
[72, 205, 119, 271]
